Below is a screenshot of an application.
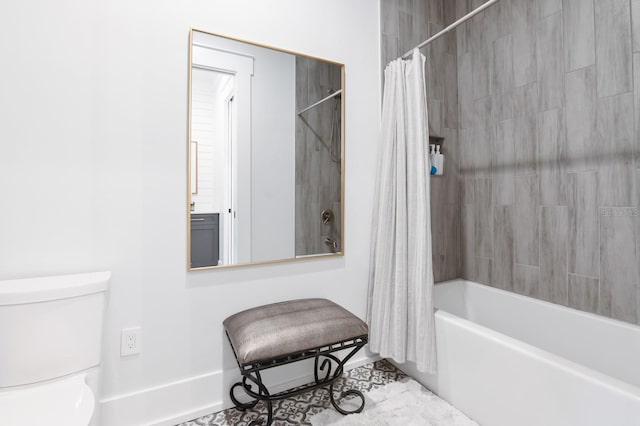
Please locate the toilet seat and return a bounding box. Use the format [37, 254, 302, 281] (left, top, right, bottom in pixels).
[0, 373, 94, 426]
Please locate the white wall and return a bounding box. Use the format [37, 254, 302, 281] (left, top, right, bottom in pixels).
[249, 45, 296, 262]
[0, 1, 381, 425]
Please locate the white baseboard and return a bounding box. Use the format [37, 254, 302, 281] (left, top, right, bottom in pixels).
[100, 354, 380, 426]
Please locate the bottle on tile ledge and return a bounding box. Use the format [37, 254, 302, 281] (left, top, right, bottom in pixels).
[429, 144, 438, 175]
[435, 145, 444, 176]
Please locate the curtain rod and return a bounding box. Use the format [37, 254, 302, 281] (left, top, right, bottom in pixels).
[297, 89, 342, 115]
[401, 0, 501, 59]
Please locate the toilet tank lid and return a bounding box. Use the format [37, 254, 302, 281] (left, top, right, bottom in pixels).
[0, 272, 110, 305]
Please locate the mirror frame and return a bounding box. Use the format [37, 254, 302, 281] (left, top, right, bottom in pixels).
[187, 28, 346, 271]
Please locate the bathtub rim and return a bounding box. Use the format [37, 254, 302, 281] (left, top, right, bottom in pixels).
[436, 278, 640, 334]
[433, 280, 640, 401]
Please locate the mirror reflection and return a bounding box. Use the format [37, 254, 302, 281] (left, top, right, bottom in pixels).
[188, 30, 344, 269]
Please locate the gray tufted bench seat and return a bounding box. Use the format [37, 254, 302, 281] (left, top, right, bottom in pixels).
[223, 298, 369, 426]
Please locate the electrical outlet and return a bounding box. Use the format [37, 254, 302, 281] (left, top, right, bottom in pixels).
[121, 327, 141, 356]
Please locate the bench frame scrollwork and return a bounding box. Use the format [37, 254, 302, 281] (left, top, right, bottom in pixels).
[227, 333, 368, 426]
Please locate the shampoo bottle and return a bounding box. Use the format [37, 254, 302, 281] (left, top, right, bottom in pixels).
[435, 145, 444, 176]
[429, 144, 437, 175]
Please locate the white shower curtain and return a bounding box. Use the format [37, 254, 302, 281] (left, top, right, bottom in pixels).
[367, 49, 436, 374]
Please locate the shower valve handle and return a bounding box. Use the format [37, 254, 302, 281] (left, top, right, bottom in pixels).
[321, 209, 335, 224]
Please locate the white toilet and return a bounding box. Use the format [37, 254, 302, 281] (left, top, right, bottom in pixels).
[0, 271, 110, 426]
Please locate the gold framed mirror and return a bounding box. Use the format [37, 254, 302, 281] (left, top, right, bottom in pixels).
[188, 29, 345, 270]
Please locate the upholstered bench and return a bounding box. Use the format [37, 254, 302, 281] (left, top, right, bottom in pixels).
[223, 298, 369, 426]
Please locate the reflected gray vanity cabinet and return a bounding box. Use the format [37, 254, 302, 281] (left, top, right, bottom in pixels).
[190, 213, 219, 268]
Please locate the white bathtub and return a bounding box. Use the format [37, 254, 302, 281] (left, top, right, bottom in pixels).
[394, 279, 640, 426]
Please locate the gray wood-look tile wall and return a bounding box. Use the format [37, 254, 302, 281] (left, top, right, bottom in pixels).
[381, 0, 640, 326]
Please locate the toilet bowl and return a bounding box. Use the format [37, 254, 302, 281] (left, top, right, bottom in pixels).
[0, 374, 94, 426]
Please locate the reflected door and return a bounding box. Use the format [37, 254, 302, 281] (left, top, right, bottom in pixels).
[190, 67, 237, 267]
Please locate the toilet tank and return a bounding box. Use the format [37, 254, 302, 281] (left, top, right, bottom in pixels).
[0, 272, 110, 388]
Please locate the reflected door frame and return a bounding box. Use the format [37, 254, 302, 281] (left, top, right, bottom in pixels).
[191, 42, 254, 266]
[225, 94, 236, 265]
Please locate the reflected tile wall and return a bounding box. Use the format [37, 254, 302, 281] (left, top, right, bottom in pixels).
[295, 58, 342, 256]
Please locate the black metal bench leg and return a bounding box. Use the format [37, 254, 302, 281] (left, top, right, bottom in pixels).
[230, 380, 259, 411]
[315, 345, 366, 415]
[230, 370, 273, 426]
[247, 399, 273, 426]
[328, 382, 365, 415]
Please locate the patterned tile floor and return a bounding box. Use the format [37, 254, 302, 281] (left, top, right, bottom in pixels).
[178, 359, 408, 426]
